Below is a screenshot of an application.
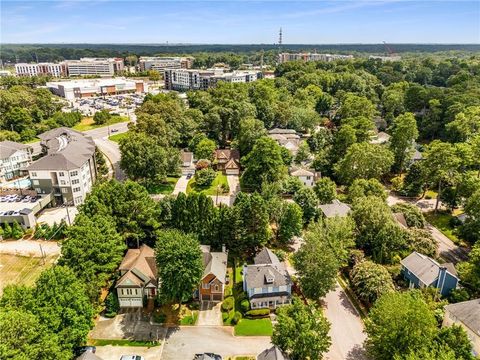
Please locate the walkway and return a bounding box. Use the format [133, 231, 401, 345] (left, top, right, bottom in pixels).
[172, 175, 189, 195]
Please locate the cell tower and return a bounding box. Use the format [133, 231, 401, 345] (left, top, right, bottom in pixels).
[278, 27, 283, 45]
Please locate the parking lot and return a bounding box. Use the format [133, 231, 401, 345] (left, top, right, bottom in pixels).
[0, 190, 46, 216]
[64, 93, 145, 118]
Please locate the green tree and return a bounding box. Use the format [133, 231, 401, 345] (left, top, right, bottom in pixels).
[459, 188, 480, 243]
[341, 116, 375, 142]
[194, 138, 216, 161]
[365, 291, 438, 360]
[338, 93, 377, 119]
[390, 112, 419, 172]
[347, 178, 386, 203]
[93, 109, 111, 125]
[276, 201, 303, 245]
[155, 229, 203, 303]
[391, 203, 426, 228]
[335, 142, 394, 185]
[194, 167, 217, 187]
[313, 177, 337, 204]
[405, 228, 438, 258]
[457, 238, 480, 294]
[240, 137, 287, 191]
[447, 106, 480, 142]
[272, 297, 331, 360]
[235, 117, 267, 156]
[350, 261, 395, 304]
[294, 140, 311, 164]
[437, 325, 476, 360]
[293, 186, 319, 224]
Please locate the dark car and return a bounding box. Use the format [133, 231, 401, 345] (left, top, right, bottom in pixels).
[186, 173, 193, 180]
[111, 128, 119, 133]
[74, 346, 96, 356]
[194, 354, 222, 360]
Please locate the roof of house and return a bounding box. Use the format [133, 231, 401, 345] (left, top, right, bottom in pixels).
[225, 158, 240, 170]
[290, 168, 314, 177]
[201, 245, 228, 284]
[245, 262, 291, 291]
[400, 252, 458, 285]
[268, 128, 297, 135]
[319, 199, 351, 218]
[0, 141, 30, 159]
[116, 245, 157, 288]
[445, 298, 480, 335]
[214, 149, 239, 161]
[257, 346, 289, 360]
[181, 151, 193, 164]
[254, 248, 280, 265]
[412, 149, 423, 161]
[370, 131, 391, 144]
[27, 127, 95, 171]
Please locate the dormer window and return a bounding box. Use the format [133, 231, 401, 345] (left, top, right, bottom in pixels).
[265, 274, 274, 284]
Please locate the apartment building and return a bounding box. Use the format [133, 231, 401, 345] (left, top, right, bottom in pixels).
[27, 128, 97, 206]
[139, 56, 193, 71]
[164, 68, 262, 91]
[15, 62, 67, 77]
[47, 78, 147, 100]
[278, 52, 354, 63]
[0, 141, 33, 182]
[66, 58, 124, 77]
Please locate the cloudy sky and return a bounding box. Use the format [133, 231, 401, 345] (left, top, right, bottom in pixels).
[1, 0, 479, 44]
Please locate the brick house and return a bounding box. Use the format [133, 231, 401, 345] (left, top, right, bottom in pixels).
[199, 245, 228, 302]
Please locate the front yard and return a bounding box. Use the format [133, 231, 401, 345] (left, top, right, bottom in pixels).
[187, 171, 229, 195]
[145, 176, 180, 195]
[425, 211, 464, 245]
[152, 302, 199, 326]
[73, 116, 128, 132]
[234, 318, 273, 336]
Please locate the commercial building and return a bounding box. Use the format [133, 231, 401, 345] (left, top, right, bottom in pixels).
[27, 127, 97, 206]
[139, 56, 193, 71]
[164, 68, 262, 91]
[0, 141, 33, 183]
[278, 52, 354, 63]
[15, 58, 124, 77]
[47, 78, 147, 100]
[15, 62, 67, 77]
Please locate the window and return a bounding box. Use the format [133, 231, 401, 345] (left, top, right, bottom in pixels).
[60, 180, 66, 185]
[70, 171, 78, 177]
[31, 172, 37, 177]
[202, 282, 210, 289]
[61, 188, 68, 194]
[215, 285, 219, 291]
[306, 176, 311, 180]
[72, 179, 79, 185]
[73, 187, 81, 193]
[35, 188, 41, 193]
[58, 172, 64, 177]
[32, 180, 39, 185]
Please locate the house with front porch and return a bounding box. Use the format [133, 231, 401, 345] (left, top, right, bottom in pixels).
[115, 244, 158, 308]
[243, 248, 292, 309]
[199, 245, 228, 302]
[214, 149, 240, 175]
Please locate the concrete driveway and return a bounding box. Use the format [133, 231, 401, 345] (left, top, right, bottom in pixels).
[172, 176, 189, 195]
[226, 175, 240, 195]
[197, 301, 222, 326]
[324, 283, 367, 360]
[161, 326, 271, 360]
[95, 345, 163, 360]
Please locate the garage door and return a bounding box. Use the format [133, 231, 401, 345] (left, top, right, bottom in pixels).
[119, 297, 143, 308]
[225, 169, 239, 175]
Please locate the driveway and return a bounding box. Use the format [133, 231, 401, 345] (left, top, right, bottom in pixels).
[172, 176, 189, 195]
[226, 175, 240, 195]
[324, 283, 367, 360]
[95, 345, 163, 360]
[197, 301, 222, 326]
[95, 138, 125, 181]
[37, 206, 78, 226]
[161, 326, 271, 360]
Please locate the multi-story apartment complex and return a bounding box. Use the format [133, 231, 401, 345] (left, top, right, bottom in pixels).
[27, 128, 97, 206]
[47, 78, 147, 100]
[278, 52, 354, 63]
[164, 68, 262, 91]
[139, 56, 193, 71]
[0, 141, 33, 182]
[15, 58, 124, 77]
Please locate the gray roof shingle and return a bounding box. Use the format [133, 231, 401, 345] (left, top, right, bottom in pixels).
[257, 346, 289, 360]
[319, 199, 351, 218]
[254, 248, 280, 265]
[400, 252, 458, 285]
[445, 298, 480, 335]
[0, 141, 31, 159]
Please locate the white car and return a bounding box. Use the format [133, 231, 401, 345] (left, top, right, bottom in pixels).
[120, 356, 145, 360]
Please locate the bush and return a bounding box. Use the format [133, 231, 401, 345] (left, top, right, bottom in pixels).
[153, 312, 166, 324]
[232, 311, 243, 325]
[240, 299, 250, 313]
[93, 109, 112, 125]
[272, 249, 287, 262]
[221, 296, 234, 312]
[195, 159, 211, 170]
[11, 221, 24, 239]
[188, 301, 200, 310]
[194, 168, 216, 187]
[104, 292, 119, 318]
[224, 287, 233, 297]
[245, 308, 270, 318]
[391, 203, 425, 228]
[222, 312, 229, 322]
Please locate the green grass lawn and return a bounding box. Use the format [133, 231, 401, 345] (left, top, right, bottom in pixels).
[186, 171, 229, 195]
[145, 176, 179, 194]
[424, 211, 463, 245]
[73, 115, 128, 132]
[109, 131, 129, 143]
[179, 310, 198, 325]
[88, 339, 161, 347]
[234, 318, 273, 336]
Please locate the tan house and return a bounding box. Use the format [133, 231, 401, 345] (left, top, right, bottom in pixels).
[180, 150, 195, 175]
[115, 245, 158, 308]
[290, 168, 317, 187]
[443, 299, 480, 357]
[214, 149, 240, 175]
[199, 245, 228, 302]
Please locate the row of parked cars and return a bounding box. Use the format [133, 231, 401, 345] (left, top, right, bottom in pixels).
[0, 194, 38, 203]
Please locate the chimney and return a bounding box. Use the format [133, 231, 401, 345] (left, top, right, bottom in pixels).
[222, 244, 226, 254]
[438, 266, 447, 294]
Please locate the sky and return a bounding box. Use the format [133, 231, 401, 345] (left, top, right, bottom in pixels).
[1, 0, 479, 44]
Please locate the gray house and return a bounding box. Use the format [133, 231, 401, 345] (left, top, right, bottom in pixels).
[400, 252, 459, 296]
[319, 199, 351, 218]
[243, 248, 292, 310]
[257, 346, 289, 360]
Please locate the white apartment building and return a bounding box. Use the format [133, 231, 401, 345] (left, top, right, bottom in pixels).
[15, 62, 67, 77]
[47, 77, 147, 100]
[0, 141, 33, 182]
[139, 56, 193, 71]
[66, 57, 124, 77]
[164, 68, 262, 91]
[27, 128, 97, 206]
[278, 52, 354, 63]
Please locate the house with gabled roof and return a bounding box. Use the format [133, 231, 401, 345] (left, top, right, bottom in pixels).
[214, 149, 240, 175]
[257, 346, 290, 360]
[290, 167, 317, 187]
[243, 248, 292, 310]
[319, 199, 351, 218]
[199, 245, 228, 302]
[115, 244, 158, 308]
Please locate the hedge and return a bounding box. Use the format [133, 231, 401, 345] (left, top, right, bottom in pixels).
[240, 299, 250, 314]
[245, 308, 270, 318]
[232, 311, 243, 325]
[221, 296, 234, 312]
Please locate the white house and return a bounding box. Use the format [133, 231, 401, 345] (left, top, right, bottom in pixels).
[0, 141, 32, 182]
[290, 168, 316, 187]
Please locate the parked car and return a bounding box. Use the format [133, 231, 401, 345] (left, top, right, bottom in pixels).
[194, 354, 222, 360]
[111, 128, 119, 133]
[74, 346, 96, 356]
[120, 356, 145, 360]
[186, 173, 193, 180]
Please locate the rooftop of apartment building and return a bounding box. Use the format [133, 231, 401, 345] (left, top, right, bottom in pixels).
[0, 141, 31, 159]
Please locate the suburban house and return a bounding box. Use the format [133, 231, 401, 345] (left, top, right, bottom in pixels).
[243, 248, 292, 309]
[319, 199, 351, 218]
[370, 131, 391, 145]
[214, 149, 240, 175]
[290, 168, 317, 187]
[199, 245, 228, 302]
[115, 244, 158, 308]
[0, 141, 32, 182]
[180, 150, 195, 175]
[400, 251, 459, 296]
[257, 346, 290, 360]
[268, 128, 301, 154]
[443, 298, 480, 357]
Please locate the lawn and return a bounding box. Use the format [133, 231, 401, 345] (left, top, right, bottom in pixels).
[152, 303, 199, 326]
[73, 116, 128, 132]
[234, 318, 273, 336]
[88, 339, 161, 347]
[186, 171, 229, 196]
[425, 211, 463, 245]
[109, 131, 129, 143]
[145, 176, 179, 195]
[223, 267, 245, 326]
[0, 254, 57, 296]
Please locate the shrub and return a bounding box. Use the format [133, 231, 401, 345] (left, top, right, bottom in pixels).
[221, 296, 234, 312]
[188, 301, 200, 310]
[153, 312, 166, 324]
[222, 312, 229, 322]
[391, 203, 425, 228]
[348, 249, 365, 267]
[224, 287, 233, 297]
[232, 311, 243, 325]
[350, 261, 395, 304]
[272, 249, 287, 262]
[195, 159, 211, 170]
[240, 299, 250, 313]
[195, 168, 216, 187]
[93, 109, 112, 125]
[245, 308, 270, 318]
[104, 292, 119, 318]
